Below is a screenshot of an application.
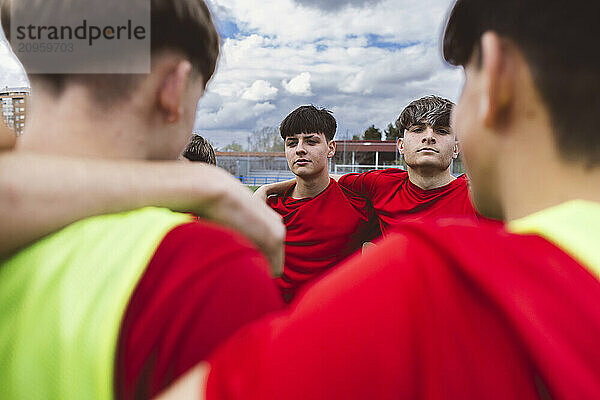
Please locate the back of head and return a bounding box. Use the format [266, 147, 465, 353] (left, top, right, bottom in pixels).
[443, 0, 600, 166]
[280, 105, 337, 142]
[1, 0, 219, 102]
[396, 96, 454, 136]
[181, 134, 216, 164]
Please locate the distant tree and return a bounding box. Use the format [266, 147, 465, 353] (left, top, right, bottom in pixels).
[222, 142, 245, 152]
[362, 125, 382, 141]
[384, 122, 402, 141]
[269, 130, 285, 152]
[351, 134, 361, 140]
[250, 127, 284, 152]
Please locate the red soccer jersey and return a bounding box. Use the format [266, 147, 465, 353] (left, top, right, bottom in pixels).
[114, 220, 284, 400]
[338, 168, 478, 234]
[267, 179, 378, 300]
[207, 203, 600, 399]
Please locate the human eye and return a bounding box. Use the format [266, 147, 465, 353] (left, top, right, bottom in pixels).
[410, 126, 424, 133]
[436, 128, 450, 135]
[286, 139, 297, 147]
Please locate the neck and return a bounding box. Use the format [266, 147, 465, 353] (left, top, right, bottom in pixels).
[292, 171, 331, 198]
[493, 111, 600, 221]
[407, 166, 455, 190]
[501, 157, 600, 222]
[19, 85, 150, 160]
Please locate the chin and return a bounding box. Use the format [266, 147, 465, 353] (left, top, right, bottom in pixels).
[294, 171, 313, 179]
[409, 160, 450, 171]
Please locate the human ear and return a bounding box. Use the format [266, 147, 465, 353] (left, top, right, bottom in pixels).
[452, 139, 460, 159]
[397, 138, 404, 155]
[327, 140, 336, 158]
[480, 31, 514, 128]
[158, 60, 193, 123]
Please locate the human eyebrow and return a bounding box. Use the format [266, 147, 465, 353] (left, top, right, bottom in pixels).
[408, 123, 426, 131]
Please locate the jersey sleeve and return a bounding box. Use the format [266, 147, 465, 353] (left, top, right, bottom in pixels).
[337, 171, 380, 200]
[205, 232, 434, 400]
[206, 220, 598, 400]
[114, 221, 285, 400]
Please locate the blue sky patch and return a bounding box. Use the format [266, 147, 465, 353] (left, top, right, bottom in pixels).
[366, 34, 419, 50]
[217, 19, 241, 39]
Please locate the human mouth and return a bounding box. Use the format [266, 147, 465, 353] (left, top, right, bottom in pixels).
[417, 147, 439, 153]
[294, 159, 310, 166]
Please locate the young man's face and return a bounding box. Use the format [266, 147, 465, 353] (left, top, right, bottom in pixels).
[399, 123, 458, 172]
[284, 132, 335, 179]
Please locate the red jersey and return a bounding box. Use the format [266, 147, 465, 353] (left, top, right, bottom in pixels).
[115, 220, 284, 399]
[207, 201, 600, 399]
[338, 168, 478, 234]
[267, 179, 378, 300]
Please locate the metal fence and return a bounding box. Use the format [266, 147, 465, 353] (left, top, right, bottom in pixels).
[236, 176, 294, 185]
[333, 164, 395, 174]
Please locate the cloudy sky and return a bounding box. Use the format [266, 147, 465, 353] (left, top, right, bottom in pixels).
[0, 0, 463, 148]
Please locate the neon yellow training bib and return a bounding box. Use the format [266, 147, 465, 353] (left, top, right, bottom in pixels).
[0, 207, 191, 400]
[509, 200, 600, 280]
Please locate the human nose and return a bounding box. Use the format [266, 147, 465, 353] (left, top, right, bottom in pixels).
[422, 127, 436, 144]
[295, 141, 307, 154]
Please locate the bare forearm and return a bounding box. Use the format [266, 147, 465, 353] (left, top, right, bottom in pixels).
[253, 178, 295, 201]
[0, 153, 284, 272]
[0, 153, 175, 255]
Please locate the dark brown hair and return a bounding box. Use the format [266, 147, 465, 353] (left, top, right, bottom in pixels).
[280, 105, 337, 142]
[181, 134, 216, 164]
[1, 0, 219, 99]
[443, 0, 600, 165]
[396, 96, 454, 136]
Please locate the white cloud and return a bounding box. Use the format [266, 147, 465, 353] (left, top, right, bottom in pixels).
[241, 80, 279, 101]
[209, 0, 452, 44]
[253, 101, 277, 113]
[282, 72, 313, 96]
[192, 0, 464, 148]
[0, 0, 463, 149]
[293, 0, 384, 12]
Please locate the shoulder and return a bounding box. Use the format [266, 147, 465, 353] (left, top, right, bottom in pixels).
[383, 217, 570, 276]
[152, 220, 271, 275]
[334, 181, 369, 206]
[339, 168, 407, 185]
[379, 167, 408, 176]
[373, 168, 409, 183]
[166, 218, 266, 249]
[453, 174, 471, 189]
[117, 220, 281, 398]
[137, 219, 278, 305]
[266, 194, 283, 209]
[267, 183, 297, 208]
[361, 168, 407, 179]
[386, 217, 514, 248]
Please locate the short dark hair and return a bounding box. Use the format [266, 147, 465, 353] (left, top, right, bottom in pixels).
[396, 96, 454, 136]
[280, 105, 337, 142]
[181, 134, 216, 164]
[1, 0, 219, 100]
[443, 0, 600, 165]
